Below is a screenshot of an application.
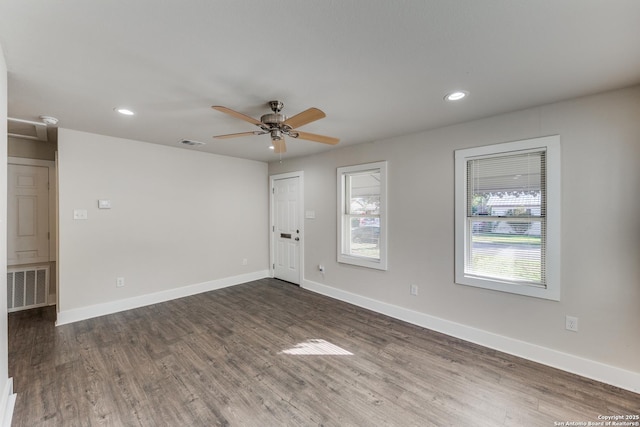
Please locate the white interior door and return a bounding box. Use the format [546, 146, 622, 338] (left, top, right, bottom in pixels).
[272, 175, 301, 284]
[8, 163, 50, 266]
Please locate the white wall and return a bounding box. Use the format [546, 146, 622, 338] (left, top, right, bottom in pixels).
[57, 129, 269, 322]
[0, 41, 16, 427]
[269, 86, 640, 390]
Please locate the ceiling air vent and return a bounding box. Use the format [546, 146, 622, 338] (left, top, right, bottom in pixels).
[179, 139, 206, 147]
[8, 118, 48, 142]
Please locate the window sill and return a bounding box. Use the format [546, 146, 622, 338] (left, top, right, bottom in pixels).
[455, 274, 559, 301]
[338, 254, 388, 271]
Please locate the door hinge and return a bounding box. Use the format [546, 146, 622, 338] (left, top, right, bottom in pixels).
[272, 187, 275, 194]
[272, 264, 275, 270]
[272, 225, 275, 232]
[47, 232, 50, 240]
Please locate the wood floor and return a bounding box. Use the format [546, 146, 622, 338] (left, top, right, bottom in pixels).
[8, 278, 639, 426]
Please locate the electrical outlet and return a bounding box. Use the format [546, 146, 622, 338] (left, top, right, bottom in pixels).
[565, 315, 578, 332]
[242, 258, 248, 266]
[116, 277, 125, 288]
[73, 209, 88, 220]
[318, 264, 325, 272]
[410, 284, 419, 296]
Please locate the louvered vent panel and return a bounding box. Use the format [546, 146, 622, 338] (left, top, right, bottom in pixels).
[37, 270, 47, 303]
[7, 266, 49, 312]
[14, 272, 25, 309]
[25, 270, 36, 305]
[7, 273, 14, 310]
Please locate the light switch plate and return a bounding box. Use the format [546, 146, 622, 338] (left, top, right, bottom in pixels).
[98, 199, 111, 209]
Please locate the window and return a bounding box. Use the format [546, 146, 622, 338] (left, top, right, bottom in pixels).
[337, 161, 387, 270]
[455, 135, 560, 300]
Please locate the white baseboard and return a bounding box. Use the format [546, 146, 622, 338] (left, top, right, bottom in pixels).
[0, 378, 16, 427]
[303, 279, 640, 395]
[56, 270, 269, 326]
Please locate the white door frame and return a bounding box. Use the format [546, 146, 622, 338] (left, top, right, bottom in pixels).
[269, 171, 304, 284]
[8, 157, 57, 265]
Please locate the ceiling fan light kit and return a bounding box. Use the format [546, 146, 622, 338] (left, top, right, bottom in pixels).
[212, 100, 339, 154]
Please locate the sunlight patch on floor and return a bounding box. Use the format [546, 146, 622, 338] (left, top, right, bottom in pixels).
[279, 339, 353, 356]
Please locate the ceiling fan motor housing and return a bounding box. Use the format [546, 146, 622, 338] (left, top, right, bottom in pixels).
[260, 113, 287, 127]
[262, 100, 290, 139]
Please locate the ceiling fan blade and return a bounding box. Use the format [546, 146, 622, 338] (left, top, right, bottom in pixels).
[283, 108, 325, 129]
[211, 106, 263, 126]
[272, 139, 286, 153]
[213, 131, 264, 139]
[293, 131, 340, 145]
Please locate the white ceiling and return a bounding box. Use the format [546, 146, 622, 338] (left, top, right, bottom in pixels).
[1, 1, 639, 162]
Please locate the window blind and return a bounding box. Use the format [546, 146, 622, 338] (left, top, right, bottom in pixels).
[465, 150, 547, 286]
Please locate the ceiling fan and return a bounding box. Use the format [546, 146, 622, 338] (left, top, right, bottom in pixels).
[211, 100, 339, 153]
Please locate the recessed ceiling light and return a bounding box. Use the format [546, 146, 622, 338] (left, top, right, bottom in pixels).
[114, 107, 135, 116]
[444, 91, 469, 101]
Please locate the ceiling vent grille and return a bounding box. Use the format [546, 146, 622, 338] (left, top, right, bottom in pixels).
[179, 139, 206, 147]
[8, 118, 48, 142]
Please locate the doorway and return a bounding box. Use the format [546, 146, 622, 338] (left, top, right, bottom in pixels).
[7, 157, 57, 311]
[270, 172, 303, 285]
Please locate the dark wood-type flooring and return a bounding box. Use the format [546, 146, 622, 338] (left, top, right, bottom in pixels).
[9, 278, 640, 426]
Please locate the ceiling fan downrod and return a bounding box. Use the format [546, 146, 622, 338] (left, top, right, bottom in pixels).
[268, 100, 284, 113]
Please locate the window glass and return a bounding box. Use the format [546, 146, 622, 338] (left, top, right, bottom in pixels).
[455, 136, 560, 300]
[346, 171, 381, 259]
[337, 162, 387, 270]
[466, 151, 545, 286]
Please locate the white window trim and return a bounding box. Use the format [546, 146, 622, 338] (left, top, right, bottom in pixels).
[337, 161, 388, 270]
[454, 135, 561, 300]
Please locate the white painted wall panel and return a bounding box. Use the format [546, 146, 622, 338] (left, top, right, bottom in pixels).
[58, 129, 268, 312]
[268, 86, 640, 375]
